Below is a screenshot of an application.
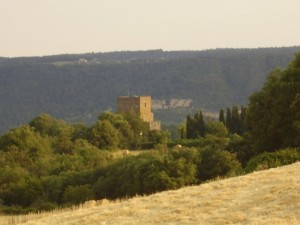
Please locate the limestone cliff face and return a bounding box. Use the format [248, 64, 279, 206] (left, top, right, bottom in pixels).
[152, 99, 192, 110]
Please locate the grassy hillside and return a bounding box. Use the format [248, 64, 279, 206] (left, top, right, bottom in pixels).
[2, 162, 299, 225]
[1, 47, 300, 133]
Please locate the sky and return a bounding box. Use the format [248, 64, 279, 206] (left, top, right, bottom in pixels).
[1, 0, 300, 57]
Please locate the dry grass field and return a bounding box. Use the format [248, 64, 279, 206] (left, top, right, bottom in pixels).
[1, 162, 300, 225]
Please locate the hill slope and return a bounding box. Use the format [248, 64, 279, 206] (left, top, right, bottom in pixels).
[2, 162, 300, 225]
[1, 47, 300, 133]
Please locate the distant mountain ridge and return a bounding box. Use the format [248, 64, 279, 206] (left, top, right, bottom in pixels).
[0, 47, 300, 133]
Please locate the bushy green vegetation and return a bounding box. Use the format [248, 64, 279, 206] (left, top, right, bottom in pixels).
[0, 112, 242, 213]
[94, 149, 198, 199]
[245, 148, 300, 172]
[247, 52, 300, 152]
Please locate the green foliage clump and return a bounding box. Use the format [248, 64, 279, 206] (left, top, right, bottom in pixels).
[149, 130, 170, 144]
[0, 114, 113, 213]
[63, 185, 95, 205]
[197, 134, 241, 181]
[198, 148, 241, 181]
[247, 53, 300, 152]
[245, 148, 300, 172]
[0, 112, 189, 213]
[205, 121, 229, 137]
[94, 148, 200, 200]
[218, 106, 248, 135]
[226, 133, 255, 167]
[88, 120, 120, 150]
[87, 112, 151, 150]
[186, 111, 205, 139]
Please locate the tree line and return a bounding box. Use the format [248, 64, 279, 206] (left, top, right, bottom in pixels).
[181, 52, 300, 166]
[0, 112, 242, 213]
[182, 105, 247, 140]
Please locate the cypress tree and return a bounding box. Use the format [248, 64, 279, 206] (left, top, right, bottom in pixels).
[219, 109, 225, 124]
[231, 106, 240, 134]
[240, 106, 248, 133]
[186, 110, 206, 139]
[194, 110, 205, 137]
[186, 115, 194, 139]
[225, 108, 232, 133]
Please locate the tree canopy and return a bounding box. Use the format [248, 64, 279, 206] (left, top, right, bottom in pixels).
[247, 53, 300, 152]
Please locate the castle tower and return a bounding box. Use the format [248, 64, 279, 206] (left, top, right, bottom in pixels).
[117, 96, 160, 130]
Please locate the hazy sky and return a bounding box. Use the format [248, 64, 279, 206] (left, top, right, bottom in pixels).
[1, 0, 300, 57]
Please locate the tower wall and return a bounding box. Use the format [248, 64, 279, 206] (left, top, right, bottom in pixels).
[117, 96, 159, 129]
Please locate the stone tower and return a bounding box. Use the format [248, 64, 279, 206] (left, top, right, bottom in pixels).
[117, 96, 160, 130]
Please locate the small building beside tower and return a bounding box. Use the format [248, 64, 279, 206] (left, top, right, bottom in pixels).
[117, 96, 161, 131]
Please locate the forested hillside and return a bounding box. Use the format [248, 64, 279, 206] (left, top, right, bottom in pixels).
[0, 47, 300, 133]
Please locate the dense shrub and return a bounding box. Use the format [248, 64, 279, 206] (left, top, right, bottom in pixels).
[245, 148, 300, 172]
[226, 133, 256, 167]
[1, 108, 299, 214]
[63, 184, 95, 205]
[198, 148, 241, 181]
[94, 149, 200, 200]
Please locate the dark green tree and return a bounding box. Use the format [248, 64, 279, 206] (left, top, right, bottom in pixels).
[63, 184, 95, 205]
[122, 111, 149, 148]
[30, 114, 73, 138]
[247, 53, 300, 152]
[98, 112, 135, 149]
[29, 114, 75, 154]
[88, 120, 120, 150]
[231, 106, 240, 134]
[225, 108, 232, 132]
[219, 109, 225, 124]
[194, 111, 205, 137]
[222, 106, 247, 135]
[186, 115, 194, 139]
[239, 106, 248, 133]
[205, 121, 229, 138]
[149, 130, 170, 144]
[186, 110, 205, 139]
[198, 147, 241, 181]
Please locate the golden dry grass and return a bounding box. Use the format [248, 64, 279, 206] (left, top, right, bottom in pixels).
[1, 162, 300, 225]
